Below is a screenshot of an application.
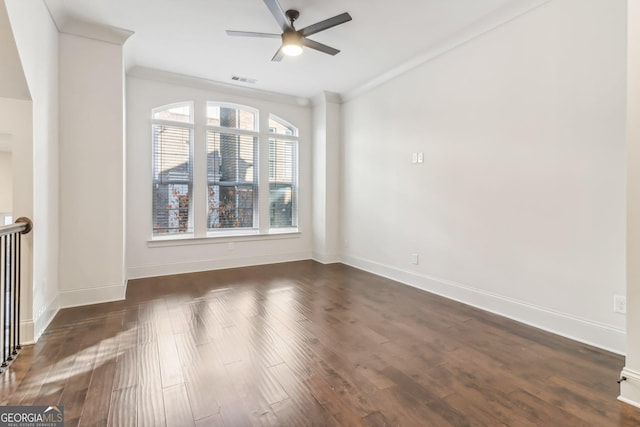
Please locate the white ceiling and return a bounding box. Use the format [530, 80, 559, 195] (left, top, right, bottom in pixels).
[43, 0, 546, 98]
[0, 1, 30, 101]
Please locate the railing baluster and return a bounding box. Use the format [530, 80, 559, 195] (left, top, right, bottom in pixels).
[7, 233, 14, 362]
[0, 217, 32, 373]
[0, 234, 4, 373]
[16, 232, 21, 351]
[2, 233, 8, 368]
[13, 233, 19, 355]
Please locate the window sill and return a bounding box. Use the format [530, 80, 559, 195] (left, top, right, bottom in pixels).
[147, 229, 301, 248]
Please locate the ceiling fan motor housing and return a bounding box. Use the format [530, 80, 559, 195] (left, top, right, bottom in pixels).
[282, 31, 301, 45]
[285, 9, 300, 24]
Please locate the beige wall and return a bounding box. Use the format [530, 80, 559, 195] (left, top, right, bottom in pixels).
[126, 72, 313, 279]
[0, 151, 11, 214]
[621, 0, 640, 409]
[342, 0, 626, 352]
[6, 0, 59, 342]
[0, 98, 33, 342]
[58, 32, 127, 307]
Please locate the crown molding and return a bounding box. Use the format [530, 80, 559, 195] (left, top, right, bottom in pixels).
[311, 91, 343, 107]
[60, 17, 134, 46]
[44, 1, 133, 45]
[343, 0, 552, 102]
[127, 66, 312, 108]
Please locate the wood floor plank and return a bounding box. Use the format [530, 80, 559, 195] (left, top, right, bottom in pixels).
[442, 392, 515, 427]
[30, 329, 88, 406]
[218, 405, 252, 427]
[194, 413, 225, 427]
[222, 360, 286, 425]
[112, 343, 138, 392]
[2, 329, 71, 405]
[507, 388, 593, 427]
[108, 385, 137, 427]
[80, 357, 117, 426]
[361, 411, 394, 427]
[157, 334, 184, 388]
[269, 363, 339, 426]
[137, 383, 166, 427]
[137, 341, 166, 427]
[1, 261, 638, 427]
[163, 384, 195, 427]
[305, 373, 368, 427]
[0, 345, 34, 401]
[176, 338, 222, 421]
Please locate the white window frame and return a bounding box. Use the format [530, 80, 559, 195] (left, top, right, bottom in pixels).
[149, 101, 300, 242]
[151, 101, 195, 238]
[268, 114, 299, 232]
[206, 102, 260, 235]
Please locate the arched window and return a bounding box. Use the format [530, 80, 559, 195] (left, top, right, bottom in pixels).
[151, 102, 194, 235]
[150, 102, 299, 238]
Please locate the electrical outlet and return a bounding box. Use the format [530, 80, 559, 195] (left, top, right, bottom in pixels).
[411, 153, 418, 164]
[411, 253, 419, 265]
[417, 152, 424, 163]
[614, 294, 626, 314]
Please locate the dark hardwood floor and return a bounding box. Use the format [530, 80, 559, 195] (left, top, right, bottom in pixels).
[1, 260, 639, 426]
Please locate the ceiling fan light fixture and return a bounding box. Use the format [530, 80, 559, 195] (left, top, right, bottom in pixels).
[282, 32, 303, 56]
[282, 43, 303, 56]
[226, 0, 352, 61]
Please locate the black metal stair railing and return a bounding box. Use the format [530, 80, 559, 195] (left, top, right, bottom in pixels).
[0, 217, 32, 372]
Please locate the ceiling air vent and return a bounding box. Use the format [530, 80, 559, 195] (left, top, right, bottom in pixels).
[231, 75, 257, 84]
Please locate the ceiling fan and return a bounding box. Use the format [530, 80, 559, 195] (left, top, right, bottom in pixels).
[226, 0, 352, 61]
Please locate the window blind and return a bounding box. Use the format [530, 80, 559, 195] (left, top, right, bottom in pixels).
[269, 138, 297, 229]
[152, 124, 193, 235]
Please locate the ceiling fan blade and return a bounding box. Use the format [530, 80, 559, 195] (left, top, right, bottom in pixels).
[271, 48, 285, 62]
[263, 0, 290, 32]
[302, 38, 340, 56]
[226, 30, 281, 38]
[300, 12, 352, 37]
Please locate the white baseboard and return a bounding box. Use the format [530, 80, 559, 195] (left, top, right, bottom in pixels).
[33, 292, 60, 342]
[342, 254, 626, 355]
[59, 283, 126, 308]
[312, 252, 341, 264]
[19, 320, 34, 345]
[127, 251, 313, 280]
[619, 368, 640, 409]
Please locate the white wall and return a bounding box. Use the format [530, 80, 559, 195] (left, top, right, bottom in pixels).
[0, 151, 11, 213]
[0, 98, 33, 343]
[126, 71, 313, 279]
[5, 0, 59, 341]
[59, 33, 127, 307]
[342, 0, 627, 353]
[621, 0, 640, 409]
[0, 2, 28, 102]
[312, 92, 342, 263]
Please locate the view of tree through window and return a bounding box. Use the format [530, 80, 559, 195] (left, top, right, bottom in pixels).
[207, 104, 258, 230]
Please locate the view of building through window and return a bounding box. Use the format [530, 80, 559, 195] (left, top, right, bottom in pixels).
[152, 102, 298, 237]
